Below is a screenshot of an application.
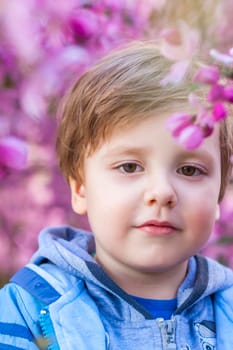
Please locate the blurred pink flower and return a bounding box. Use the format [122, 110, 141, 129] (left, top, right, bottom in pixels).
[0, 137, 27, 174]
[193, 65, 220, 85]
[196, 110, 214, 137]
[160, 60, 190, 85]
[160, 28, 181, 45]
[69, 9, 99, 40]
[102, 0, 125, 12]
[160, 21, 200, 61]
[160, 21, 199, 85]
[224, 85, 233, 102]
[176, 124, 204, 150]
[21, 80, 47, 119]
[2, 0, 41, 64]
[210, 48, 233, 65]
[166, 112, 193, 137]
[208, 83, 225, 102]
[212, 102, 227, 121]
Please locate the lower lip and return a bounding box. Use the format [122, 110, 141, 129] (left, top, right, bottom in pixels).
[137, 225, 177, 236]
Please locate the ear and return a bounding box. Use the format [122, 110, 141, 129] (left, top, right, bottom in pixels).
[215, 204, 220, 221]
[69, 177, 87, 215]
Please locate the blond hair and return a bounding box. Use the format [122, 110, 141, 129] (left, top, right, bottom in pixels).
[56, 41, 233, 201]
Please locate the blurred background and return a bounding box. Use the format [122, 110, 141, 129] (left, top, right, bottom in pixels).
[1, 0, 233, 286]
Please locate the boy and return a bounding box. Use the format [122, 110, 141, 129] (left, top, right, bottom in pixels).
[1, 41, 233, 349]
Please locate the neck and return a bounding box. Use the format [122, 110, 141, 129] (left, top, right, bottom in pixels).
[95, 255, 188, 300]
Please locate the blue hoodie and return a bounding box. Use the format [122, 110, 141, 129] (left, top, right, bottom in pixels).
[0, 225, 233, 349]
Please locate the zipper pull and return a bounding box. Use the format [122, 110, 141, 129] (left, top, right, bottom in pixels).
[39, 307, 59, 350]
[157, 318, 177, 350]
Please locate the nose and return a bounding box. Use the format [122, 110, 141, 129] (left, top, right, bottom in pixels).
[143, 173, 177, 209]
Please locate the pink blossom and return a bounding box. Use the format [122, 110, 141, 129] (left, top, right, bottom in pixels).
[224, 85, 233, 102]
[202, 123, 214, 138]
[20, 84, 47, 119]
[166, 112, 193, 137]
[196, 110, 214, 137]
[212, 102, 227, 121]
[160, 21, 199, 61]
[2, 0, 41, 64]
[177, 124, 204, 150]
[58, 45, 90, 71]
[210, 48, 233, 65]
[208, 84, 225, 102]
[159, 21, 199, 86]
[0, 137, 27, 172]
[160, 28, 182, 45]
[38, 0, 76, 19]
[102, 0, 125, 11]
[193, 66, 220, 85]
[69, 9, 99, 40]
[161, 60, 190, 85]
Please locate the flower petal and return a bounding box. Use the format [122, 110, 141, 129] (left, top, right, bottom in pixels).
[166, 112, 193, 137]
[208, 84, 225, 102]
[161, 60, 190, 86]
[212, 102, 227, 121]
[224, 85, 233, 103]
[193, 65, 219, 85]
[210, 49, 233, 65]
[177, 125, 204, 150]
[0, 136, 28, 170]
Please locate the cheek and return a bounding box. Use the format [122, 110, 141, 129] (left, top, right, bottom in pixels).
[85, 185, 123, 222]
[187, 201, 217, 237]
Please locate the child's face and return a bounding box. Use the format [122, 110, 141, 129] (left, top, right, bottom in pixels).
[70, 113, 221, 284]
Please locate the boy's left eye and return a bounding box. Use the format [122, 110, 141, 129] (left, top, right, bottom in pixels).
[117, 162, 143, 173]
[177, 165, 205, 177]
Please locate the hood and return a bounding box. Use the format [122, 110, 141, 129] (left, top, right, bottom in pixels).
[30, 225, 233, 319]
[31, 225, 96, 277]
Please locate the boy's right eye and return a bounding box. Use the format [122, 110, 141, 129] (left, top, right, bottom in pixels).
[116, 162, 143, 174]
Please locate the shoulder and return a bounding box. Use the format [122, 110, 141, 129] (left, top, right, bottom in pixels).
[208, 258, 233, 325]
[214, 282, 233, 305]
[201, 258, 233, 337]
[0, 263, 84, 328]
[214, 284, 233, 343]
[13, 262, 82, 297]
[0, 279, 43, 348]
[203, 255, 233, 287]
[0, 262, 96, 348]
[3, 261, 85, 304]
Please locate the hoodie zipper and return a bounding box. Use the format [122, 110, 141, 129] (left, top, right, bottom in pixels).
[156, 318, 177, 349]
[39, 307, 60, 350]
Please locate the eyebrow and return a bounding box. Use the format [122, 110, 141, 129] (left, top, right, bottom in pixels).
[105, 144, 215, 156]
[102, 144, 218, 167]
[176, 148, 218, 164]
[103, 145, 146, 158]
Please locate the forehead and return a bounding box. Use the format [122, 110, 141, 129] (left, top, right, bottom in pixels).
[90, 113, 221, 161]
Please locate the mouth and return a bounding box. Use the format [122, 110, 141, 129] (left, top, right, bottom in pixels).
[135, 220, 180, 236]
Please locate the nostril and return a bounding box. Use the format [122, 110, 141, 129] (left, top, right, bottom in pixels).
[168, 198, 176, 207]
[144, 192, 177, 208]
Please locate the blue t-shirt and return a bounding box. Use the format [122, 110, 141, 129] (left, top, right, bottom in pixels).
[132, 295, 177, 320]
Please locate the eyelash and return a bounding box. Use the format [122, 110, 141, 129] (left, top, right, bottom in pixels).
[114, 162, 207, 177]
[176, 165, 207, 177]
[114, 162, 144, 174]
